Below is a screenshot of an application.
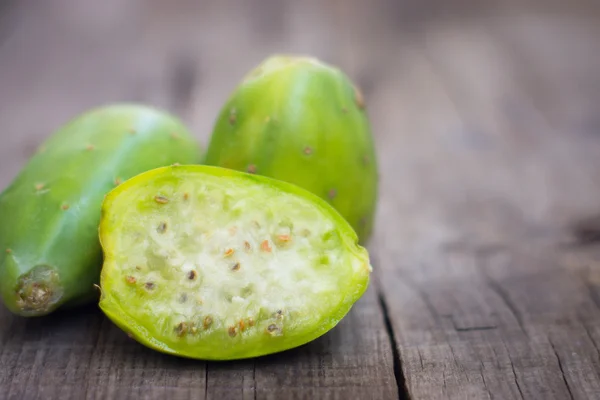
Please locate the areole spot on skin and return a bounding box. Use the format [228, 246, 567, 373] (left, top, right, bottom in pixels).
[86, 144, 95, 151]
[229, 108, 237, 125]
[247, 164, 257, 174]
[61, 204, 70, 210]
[34, 183, 45, 191]
[303, 146, 313, 155]
[354, 85, 365, 109]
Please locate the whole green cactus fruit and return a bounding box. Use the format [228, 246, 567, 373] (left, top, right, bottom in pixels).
[0, 104, 203, 317]
[204, 55, 379, 244]
[98, 165, 371, 360]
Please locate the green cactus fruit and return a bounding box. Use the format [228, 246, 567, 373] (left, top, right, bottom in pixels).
[0, 104, 203, 317]
[98, 165, 371, 360]
[204, 55, 379, 244]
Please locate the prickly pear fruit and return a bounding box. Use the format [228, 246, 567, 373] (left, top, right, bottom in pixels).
[98, 165, 371, 360]
[204, 55, 379, 244]
[0, 104, 203, 317]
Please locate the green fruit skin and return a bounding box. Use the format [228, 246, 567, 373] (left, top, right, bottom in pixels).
[204, 55, 379, 244]
[0, 103, 203, 317]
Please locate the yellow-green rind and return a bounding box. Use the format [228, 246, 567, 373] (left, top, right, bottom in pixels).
[0, 104, 203, 316]
[98, 165, 371, 360]
[204, 54, 379, 244]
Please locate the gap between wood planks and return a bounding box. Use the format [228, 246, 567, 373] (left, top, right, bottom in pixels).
[376, 276, 412, 400]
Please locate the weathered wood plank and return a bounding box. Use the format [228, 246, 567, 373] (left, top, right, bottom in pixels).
[369, 9, 600, 399]
[0, 1, 398, 399]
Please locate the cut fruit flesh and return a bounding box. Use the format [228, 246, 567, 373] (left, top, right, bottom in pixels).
[98, 165, 371, 360]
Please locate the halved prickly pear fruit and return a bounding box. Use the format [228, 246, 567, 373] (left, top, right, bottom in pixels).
[98, 165, 371, 360]
[0, 104, 203, 317]
[204, 54, 379, 244]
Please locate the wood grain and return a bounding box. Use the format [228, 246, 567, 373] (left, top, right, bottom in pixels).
[0, 1, 398, 399]
[3, 0, 600, 399]
[368, 8, 600, 399]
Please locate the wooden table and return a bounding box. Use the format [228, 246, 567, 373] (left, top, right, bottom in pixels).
[2, 1, 600, 398]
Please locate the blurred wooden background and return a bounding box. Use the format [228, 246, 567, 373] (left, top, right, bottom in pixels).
[2, 0, 600, 399]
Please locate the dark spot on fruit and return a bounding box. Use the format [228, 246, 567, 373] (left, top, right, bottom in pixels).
[239, 319, 246, 331]
[114, 177, 122, 186]
[135, 266, 142, 270]
[144, 282, 155, 290]
[175, 322, 188, 337]
[157, 222, 167, 233]
[273, 309, 283, 319]
[154, 195, 169, 204]
[203, 316, 213, 329]
[244, 241, 252, 252]
[247, 164, 257, 174]
[85, 144, 95, 151]
[252, 220, 261, 229]
[187, 270, 197, 280]
[228, 326, 237, 337]
[248, 318, 255, 327]
[34, 183, 44, 191]
[125, 276, 136, 284]
[5, 248, 12, 254]
[229, 108, 237, 125]
[183, 192, 190, 200]
[61, 204, 70, 210]
[267, 324, 279, 334]
[178, 293, 188, 303]
[328, 189, 337, 200]
[231, 262, 241, 271]
[303, 146, 313, 155]
[261, 240, 272, 253]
